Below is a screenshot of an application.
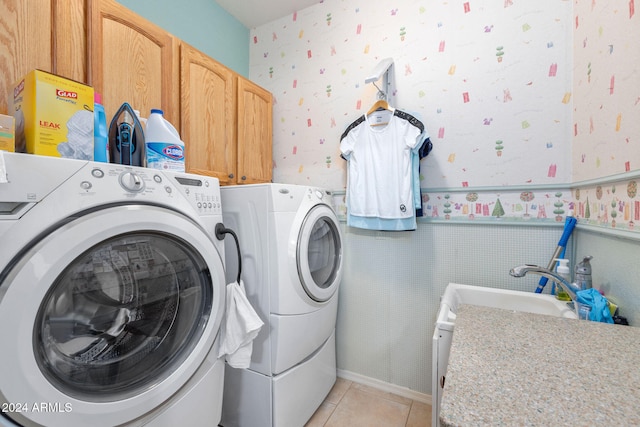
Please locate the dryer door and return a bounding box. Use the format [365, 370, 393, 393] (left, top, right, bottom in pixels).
[296, 204, 343, 302]
[0, 205, 225, 427]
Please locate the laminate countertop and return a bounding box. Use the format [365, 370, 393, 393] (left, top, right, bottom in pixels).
[439, 304, 640, 426]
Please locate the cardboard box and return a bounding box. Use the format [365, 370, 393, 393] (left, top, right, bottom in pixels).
[0, 114, 15, 152]
[10, 70, 94, 159]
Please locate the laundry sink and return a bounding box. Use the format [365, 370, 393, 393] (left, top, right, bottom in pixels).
[437, 283, 577, 329]
[432, 283, 577, 427]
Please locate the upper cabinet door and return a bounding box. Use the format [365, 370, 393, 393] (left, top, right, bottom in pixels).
[87, 0, 179, 126]
[237, 77, 273, 184]
[180, 43, 236, 185]
[53, 0, 87, 83]
[0, 0, 85, 115]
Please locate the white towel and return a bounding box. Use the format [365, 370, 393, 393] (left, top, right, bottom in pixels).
[218, 280, 263, 368]
[0, 151, 7, 183]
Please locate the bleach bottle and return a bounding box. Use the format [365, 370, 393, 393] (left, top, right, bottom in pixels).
[145, 109, 185, 172]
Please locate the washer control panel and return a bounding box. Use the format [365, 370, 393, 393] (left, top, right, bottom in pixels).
[171, 175, 222, 216]
[119, 171, 145, 193]
[76, 163, 221, 216]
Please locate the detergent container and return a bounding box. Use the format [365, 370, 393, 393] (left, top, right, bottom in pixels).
[93, 92, 108, 162]
[554, 258, 571, 301]
[145, 109, 185, 172]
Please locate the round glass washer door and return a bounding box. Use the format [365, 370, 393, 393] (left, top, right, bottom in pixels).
[0, 205, 225, 427]
[296, 204, 343, 302]
[35, 231, 210, 401]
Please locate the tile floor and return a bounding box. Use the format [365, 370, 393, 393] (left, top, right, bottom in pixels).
[305, 378, 432, 427]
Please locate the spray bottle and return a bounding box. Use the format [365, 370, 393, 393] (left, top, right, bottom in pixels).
[575, 256, 593, 291]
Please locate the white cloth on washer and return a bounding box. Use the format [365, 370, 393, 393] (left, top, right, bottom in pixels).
[218, 280, 263, 368]
[0, 151, 7, 184]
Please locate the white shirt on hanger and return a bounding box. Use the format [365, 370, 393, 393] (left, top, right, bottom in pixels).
[340, 112, 421, 223]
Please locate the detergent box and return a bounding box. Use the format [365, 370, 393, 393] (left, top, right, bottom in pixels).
[10, 69, 94, 159]
[0, 114, 15, 152]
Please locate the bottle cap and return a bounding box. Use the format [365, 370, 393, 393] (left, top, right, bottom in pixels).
[94, 92, 102, 104]
[554, 258, 570, 273]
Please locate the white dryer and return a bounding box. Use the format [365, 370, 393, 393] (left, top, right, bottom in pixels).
[0, 153, 226, 427]
[219, 183, 343, 427]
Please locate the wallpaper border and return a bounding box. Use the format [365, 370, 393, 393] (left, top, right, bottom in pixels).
[331, 168, 640, 243]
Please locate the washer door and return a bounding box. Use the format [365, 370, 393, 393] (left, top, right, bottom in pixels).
[296, 204, 343, 302]
[0, 205, 225, 427]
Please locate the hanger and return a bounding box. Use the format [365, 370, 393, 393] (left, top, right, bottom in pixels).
[366, 99, 392, 116]
[366, 99, 394, 127]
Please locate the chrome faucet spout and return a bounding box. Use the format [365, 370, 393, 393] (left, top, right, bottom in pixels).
[509, 264, 577, 301]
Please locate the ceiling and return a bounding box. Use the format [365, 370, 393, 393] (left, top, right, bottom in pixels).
[215, 0, 319, 28]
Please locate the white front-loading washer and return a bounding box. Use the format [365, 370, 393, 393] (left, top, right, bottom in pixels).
[0, 153, 226, 427]
[219, 183, 343, 427]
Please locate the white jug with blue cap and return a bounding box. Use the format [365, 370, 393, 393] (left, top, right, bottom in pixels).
[145, 109, 185, 172]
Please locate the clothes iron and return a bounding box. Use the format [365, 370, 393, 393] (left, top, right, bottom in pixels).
[108, 103, 145, 166]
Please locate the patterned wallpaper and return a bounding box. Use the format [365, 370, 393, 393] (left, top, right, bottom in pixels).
[571, 1, 640, 233]
[573, 0, 640, 182]
[249, 0, 572, 185]
[249, 0, 573, 222]
[249, 0, 639, 228]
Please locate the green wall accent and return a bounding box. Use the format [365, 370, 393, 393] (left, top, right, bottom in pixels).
[116, 0, 249, 77]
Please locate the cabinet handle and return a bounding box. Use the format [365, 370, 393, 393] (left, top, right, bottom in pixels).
[241, 176, 246, 180]
[440, 376, 445, 388]
[228, 173, 234, 179]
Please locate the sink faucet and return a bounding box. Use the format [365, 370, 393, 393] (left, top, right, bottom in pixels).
[509, 264, 578, 301]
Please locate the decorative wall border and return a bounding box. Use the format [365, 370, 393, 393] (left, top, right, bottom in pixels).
[331, 169, 640, 242]
[571, 171, 640, 242]
[331, 184, 572, 226]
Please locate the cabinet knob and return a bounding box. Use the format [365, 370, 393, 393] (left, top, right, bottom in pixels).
[228, 173, 234, 179]
[241, 176, 247, 180]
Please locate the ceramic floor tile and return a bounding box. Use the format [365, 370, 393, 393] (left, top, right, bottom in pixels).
[350, 382, 413, 406]
[406, 401, 431, 427]
[305, 401, 337, 427]
[324, 377, 352, 405]
[324, 387, 410, 427]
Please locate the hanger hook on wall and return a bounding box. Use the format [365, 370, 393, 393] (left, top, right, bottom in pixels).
[371, 81, 387, 100]
[365, 58, 395, 103]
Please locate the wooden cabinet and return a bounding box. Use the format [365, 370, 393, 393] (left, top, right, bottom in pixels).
[87, 0, 179, 127]
[53, 0, 87, 83]
[1, 0, 272, 184]
[0, 0, 85, 115]
[237, 76, 273, 184]
[180, 43, 236, 185]
[181, 43, 272, 185]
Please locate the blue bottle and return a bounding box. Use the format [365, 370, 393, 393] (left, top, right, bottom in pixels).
[93, 92, 108, 162]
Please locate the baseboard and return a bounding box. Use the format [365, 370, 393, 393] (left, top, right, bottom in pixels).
[337, 369, 432, 405]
